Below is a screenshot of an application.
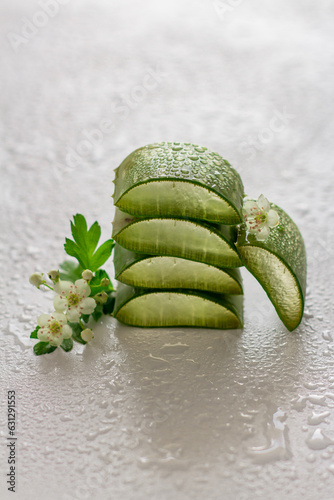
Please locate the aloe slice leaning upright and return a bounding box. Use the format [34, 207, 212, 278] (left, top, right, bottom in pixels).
[237, 204, 307, 331]
[113, 142, 244, 224]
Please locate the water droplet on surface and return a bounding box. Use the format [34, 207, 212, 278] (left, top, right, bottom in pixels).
[248, 408, 291, 463]
[308, 395, 328, 406]
[306, 453, 316, 463]
[306, 429, 334, 450]
[292, 395, 307, 411]
[144, 353, 169, 369]
[24, 304, 35, 311]
[294, 394, 328, 411]
[160, 342, 189, 354]
[85, 426, 113, 442]
[307, 394, 327, 406]
[105, 410, 118, 419]
[18, 314, 31, 323]
[60, 415, 73, 422]
[304, 382, 318, 390]
[6, 322, 31, 349]
[322, 331, 333, 342]
[307, 411, 330, 425]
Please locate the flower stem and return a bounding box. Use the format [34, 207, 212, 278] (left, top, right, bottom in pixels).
[42, 282, 54, 291]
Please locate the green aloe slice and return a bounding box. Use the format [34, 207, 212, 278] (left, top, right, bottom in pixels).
[114, 243, 243, 294]
[112, 209, 242, 268]
[113, 282, 243, 329]
[113, 142, 244, 224]
[237, 205, 306, 331]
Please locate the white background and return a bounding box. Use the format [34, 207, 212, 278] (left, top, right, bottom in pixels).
[1, 0, 334, 498]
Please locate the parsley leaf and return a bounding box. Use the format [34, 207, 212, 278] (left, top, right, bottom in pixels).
[103, 293, 116, 315]
[92, 303, 104, 322]
[30, 325, 40, 339]
[33, 342, 58, 356]
[64, 214, 114, 272]
[60, 338, 74, 352]
[59, 260, 83, 282]
[69, 322, 87, 344]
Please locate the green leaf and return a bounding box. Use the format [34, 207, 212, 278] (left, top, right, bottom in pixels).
[64, 238, 84, 268]
[71, 216, 100, 257]
[90, 239, 115, 271]
[92, 303, 103, 322]
[81, 314, 90, 323]
[89, 269, 114, 296]
[33, 342, 58, 356]
[69, 322, 87, 345]
[70, 214, 87, 247]
[59, 261, 83, 282]
[60, 338, 74, 352]
[64, 214, 114, 272]
[103, 294, 116, 315]
[86, 221, 101, 251]
[30, 325, 40, 339]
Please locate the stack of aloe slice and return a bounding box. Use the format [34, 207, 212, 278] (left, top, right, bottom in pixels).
[112, 142, 306, 331]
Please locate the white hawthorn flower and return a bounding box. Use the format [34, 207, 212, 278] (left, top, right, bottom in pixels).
[53, 279, 96, 323]
[37, 312, 72, 346]
[29, 273, 45, 288]
[243, 194, 279, 241]
[81, 328, 94, 342]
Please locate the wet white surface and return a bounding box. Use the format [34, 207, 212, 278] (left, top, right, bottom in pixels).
[1, 1, 334, 498]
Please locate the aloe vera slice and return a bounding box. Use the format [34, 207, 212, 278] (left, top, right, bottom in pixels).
[112, 209, 242, 268]
[237, 205, 306, 331]
[113, 142, 244, 224]
[114, 243, 243, 294]
[113, 282, 243, 329]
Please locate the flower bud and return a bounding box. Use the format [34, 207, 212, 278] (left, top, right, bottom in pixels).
[48, 269, 59, 282]
[94, 291, 108, 304]
[29, 273, 44, 288]
[82, 269, 94, 281]
[81, 328, 94, 342]
[100, 277, 110, 287]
